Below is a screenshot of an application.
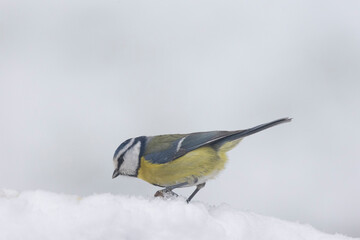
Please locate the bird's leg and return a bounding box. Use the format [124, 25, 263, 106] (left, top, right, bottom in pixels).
[186, 183, 206, 203]
[154, 182, 188, 199]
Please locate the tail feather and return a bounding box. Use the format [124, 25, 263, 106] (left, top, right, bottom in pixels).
[234, 117, 291, 138]
[213, 117, 292, 149]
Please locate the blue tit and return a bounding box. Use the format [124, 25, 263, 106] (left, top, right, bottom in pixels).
[112, 117, 291, 203]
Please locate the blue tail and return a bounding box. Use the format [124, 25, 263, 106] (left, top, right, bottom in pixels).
[212, 117, 291, 149]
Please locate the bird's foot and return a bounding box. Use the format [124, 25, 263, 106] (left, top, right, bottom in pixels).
[154, 189, 179, 199]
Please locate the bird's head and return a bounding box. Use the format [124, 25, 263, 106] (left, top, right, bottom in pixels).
[112, 136, 145, 178]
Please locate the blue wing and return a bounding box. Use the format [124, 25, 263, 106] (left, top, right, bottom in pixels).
[143, 131, 234, 164]
[173, 131, 235, 158]
[144, 118, 291, 164]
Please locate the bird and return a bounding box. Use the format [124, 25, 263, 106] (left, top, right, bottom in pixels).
[112, 117, 291, 203]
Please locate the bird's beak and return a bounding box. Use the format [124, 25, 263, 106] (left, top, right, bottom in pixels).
[112, 169, 120, 179]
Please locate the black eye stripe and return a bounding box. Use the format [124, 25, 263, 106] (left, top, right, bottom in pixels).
[117, 139, 137, 167]
[117, 155, 125, 168]
[116, 137, 146, 172]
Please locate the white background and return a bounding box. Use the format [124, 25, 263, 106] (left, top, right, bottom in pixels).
[1, 0, 359, 237]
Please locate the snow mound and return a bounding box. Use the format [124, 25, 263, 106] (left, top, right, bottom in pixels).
[0, 189, 355, 240]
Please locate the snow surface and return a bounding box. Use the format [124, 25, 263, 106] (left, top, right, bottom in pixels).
[0, 189, 356, 240]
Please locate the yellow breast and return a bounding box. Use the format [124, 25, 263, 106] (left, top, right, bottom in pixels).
[137, 139, 241, 187]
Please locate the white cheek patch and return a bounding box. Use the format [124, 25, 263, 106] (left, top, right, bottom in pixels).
[113, 138, 135, 168]
[120, 141, 141, 176]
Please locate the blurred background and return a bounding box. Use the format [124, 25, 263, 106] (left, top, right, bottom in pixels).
[1, 0, 359, 237]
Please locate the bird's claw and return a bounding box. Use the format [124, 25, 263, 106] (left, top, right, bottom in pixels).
[154, 189, 179, 199]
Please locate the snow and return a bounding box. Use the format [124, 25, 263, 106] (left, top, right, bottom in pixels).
[0, 189, 356, 240]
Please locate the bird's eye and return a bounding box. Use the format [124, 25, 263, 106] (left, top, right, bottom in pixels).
[117, 156, 124, 168]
